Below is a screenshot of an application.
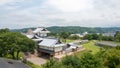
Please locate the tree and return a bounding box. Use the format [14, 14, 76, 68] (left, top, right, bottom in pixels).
[62, 56, 81, 68]
[114, 31, 120, 42]
[96, 48, 120, 68]
[59, 32, 70, 42]
[68, 35, 80, 40]
[80, 53, 103, 68]
[103, 49, 120, 68]
[43, 59, 56, 68]
[48, 32, 57, 37]
[92, 34, 99, 40]
[98, 34, 102, 41]
[0, 29, 36, 60]
[83, 34, 93, 40]
[0, 28, 9, 33]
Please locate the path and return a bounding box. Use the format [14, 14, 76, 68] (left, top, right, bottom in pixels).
[27, 55, 47, 66]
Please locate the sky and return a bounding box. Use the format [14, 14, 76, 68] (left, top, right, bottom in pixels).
[0, 0, 120, 29]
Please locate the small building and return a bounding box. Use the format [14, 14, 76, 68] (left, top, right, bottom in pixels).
[96, 41, 119, 47]
[102, 33, 115, 37]
[70, 34, 83, 37]
[83, 32, 88, 36]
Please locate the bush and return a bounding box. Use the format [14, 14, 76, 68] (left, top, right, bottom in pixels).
[68, 35, 80, 40]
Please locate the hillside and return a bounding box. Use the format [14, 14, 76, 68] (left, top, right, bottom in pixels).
[11, 26, 120, 34]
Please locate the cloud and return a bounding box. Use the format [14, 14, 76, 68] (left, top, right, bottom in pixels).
[44, 0, 94, 12]
[0, 0, 120, 29]
[0, 0, 14, 5]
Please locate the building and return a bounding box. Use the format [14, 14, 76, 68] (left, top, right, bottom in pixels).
[37, 38, 82, 57]
[83, 32, 88, 36]
[102, 33, 115, 37]
[25, 27, 50, 39]
[37, 38, 65, 57]
[70, 34, 84, 37]
[25, 27, 81, 57]
[96, 41, 119, 47]
[33, 27, 50, 37]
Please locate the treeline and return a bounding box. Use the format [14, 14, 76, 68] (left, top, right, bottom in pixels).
[11, 26, 120, 34]
[0, 29, 36, 60]
[47, 26, 120, 34]
[83, 31, 120, 42]
[43, 47, 120, 68]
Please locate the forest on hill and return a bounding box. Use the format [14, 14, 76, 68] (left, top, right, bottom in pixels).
[11, 26, 120, 34]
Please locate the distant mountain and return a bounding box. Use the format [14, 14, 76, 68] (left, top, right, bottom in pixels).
[11, 26, 120, 34]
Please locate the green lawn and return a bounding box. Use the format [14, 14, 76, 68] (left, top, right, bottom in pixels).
[61, 39, 74, 43]
[82, 40, 101, 54]
[66, 39, 74, 43]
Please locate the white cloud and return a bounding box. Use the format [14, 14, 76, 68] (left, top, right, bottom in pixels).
[0, 0, 14, 5]
[0, 0, 120, 29]
[45, 0, 94, 12]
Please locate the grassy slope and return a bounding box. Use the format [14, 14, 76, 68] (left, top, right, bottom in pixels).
[82, 40, 101, 54]
[64, 39, 101, 54]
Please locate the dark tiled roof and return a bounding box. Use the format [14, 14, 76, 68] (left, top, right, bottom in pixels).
[0, 58, 30, 68]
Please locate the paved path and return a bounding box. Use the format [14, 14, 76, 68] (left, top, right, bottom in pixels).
[27, 55, 47, 66]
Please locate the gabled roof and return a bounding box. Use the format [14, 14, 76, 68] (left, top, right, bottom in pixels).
[38, 38, 65, 47]
[33, 27, 50, 33]
[38, 38, 58, 47]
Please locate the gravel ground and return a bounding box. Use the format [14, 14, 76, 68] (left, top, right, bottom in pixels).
[27, 55, 47, 66]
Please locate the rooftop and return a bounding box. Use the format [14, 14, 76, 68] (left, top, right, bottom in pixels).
[38, 38, 59, 47]
[33, 27, 50, 33]
[0, 58, 30, 68]
[96, 41, 119, 47]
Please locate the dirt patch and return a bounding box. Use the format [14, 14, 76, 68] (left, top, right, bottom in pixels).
[27, 56, 47, 66]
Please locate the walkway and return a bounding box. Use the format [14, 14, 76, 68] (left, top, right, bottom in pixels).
[27, 55, 47, 66]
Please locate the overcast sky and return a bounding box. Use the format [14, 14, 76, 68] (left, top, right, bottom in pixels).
[0, 0, 120, 29]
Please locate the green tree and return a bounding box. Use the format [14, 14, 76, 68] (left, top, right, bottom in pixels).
[96, 48, 120, 68]
[103, 49, 120, 68]
[83, 34, 93, 40]
[98, 34, 102, 41]
[80, 53, 103, 68]
[43, 59, 56, 68]
[60, 32, 70, 42]
[92, 34, 99, 40]
[0, 29, 36, 60]
[114, 31, 120, 42]
[68, 35, 80, 40]
[62, 56, 81, 68]
[0, 28, 9, 33]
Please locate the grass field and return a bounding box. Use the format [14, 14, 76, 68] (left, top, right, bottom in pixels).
[82, 40, 101, 54]
[62, 39, 74, 43]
